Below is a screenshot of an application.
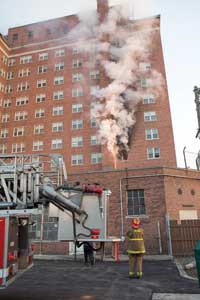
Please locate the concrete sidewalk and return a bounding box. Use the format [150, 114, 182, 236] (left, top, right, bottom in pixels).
[152, 294, 200, 300]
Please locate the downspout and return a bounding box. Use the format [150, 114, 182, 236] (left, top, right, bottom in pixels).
[119, 177, 124, 239]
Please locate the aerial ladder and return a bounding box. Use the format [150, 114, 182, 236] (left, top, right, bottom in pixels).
[0, 154, 113, 288]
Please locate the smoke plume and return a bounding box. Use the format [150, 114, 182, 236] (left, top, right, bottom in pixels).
[69, 2, 163, 162]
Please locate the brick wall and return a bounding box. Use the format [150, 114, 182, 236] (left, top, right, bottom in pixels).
[27, 166, 200, 255]
[164, 168, 200, 220]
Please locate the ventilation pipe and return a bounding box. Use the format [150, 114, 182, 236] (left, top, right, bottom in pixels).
[97, 0, 109, 22]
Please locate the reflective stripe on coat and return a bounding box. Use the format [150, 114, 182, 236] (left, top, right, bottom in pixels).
[127, 228, 145, 254]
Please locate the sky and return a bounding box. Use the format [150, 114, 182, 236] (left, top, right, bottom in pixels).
[0, 0, 199, 168]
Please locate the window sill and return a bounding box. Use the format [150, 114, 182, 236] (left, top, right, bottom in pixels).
[125, 215, 149, 219]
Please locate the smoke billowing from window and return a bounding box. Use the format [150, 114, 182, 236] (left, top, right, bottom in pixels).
[69, 2, 163, 163]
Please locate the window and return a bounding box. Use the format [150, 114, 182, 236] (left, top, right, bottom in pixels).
[8, 59, 15, 66]
[72, 73, 82, 82]
[54, 76, 64, 85]
[72, 59, 82, 68]
[38, 65, 48, 74]
[72, 119, 83, 130]
[3, 99, 11, 108]
[39, 52, 48, 61]
[63, 25, 68, 34]
[28, 30, 34, 39]
[53, 91, 64, 100]
[33, 141, 43, 151]
[55, 49, 65, 57]
[127, 190, 146, 216]
[13, 127, 24, 137]
[139, 62, 151, 71]
[110, 53, 119, 63]
[90, 70, 100, 80]
[91, 135, 99, 145]
[91, 153, 102, 164]
[72, 103, 83, 113]
[72, 87, 83, 97]
[0, 129, 8, 138]
[2, 114, 10, 123]
[37, 79, 47, 88]
[46, 29, 51, 35]
[51, 139, 62, 149]
[146, 128, 159, 140]
[143, 95, 155, 104]
[72, 48, 81, 55]
[34, 125, 44, 135]
[141, 78, 150, 88]
[0, 69, 6, 78]
[53, 106, 63, 116]
[91, 118, 97, 128]
[2, 55, 7, 65]
[35, 109, 45, 118]
[12, 143, 25, 153]
[14, 111, 27, 121]
[144, 112, 157, 122]
[52, 122, 63, 132]
[55, 62, 64, 71]
[6, 72, 14, 80]
[20, 55, 32, 64]
[72, 136, 83, 147]
[0, 144, 7, 154]
[17, 82, 29, 91]
[12, 33, 18, 41]
[5, 85, 13, 93]
[147, 147, 160, 159]
[71, 154, 83, 166]
[18, 68, 30, 77]
[36, 94, 46, 103]
[0, 83, 4, 92]
[90, 85, 100, 95]
[16, 97, 29, 106]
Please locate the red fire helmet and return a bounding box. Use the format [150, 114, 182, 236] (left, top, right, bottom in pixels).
[132, 218, 141, 229]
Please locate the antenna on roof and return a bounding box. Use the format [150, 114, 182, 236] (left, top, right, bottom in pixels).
[129, 1, 134, 20]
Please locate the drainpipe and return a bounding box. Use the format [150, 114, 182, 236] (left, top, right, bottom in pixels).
[119, 178, 124, 239]
[157, 220, 162, 254]
[97, 0, 109, 23]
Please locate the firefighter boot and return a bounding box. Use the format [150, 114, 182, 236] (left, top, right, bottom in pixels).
[136, 271, 143, 278]
[129, 272, 136, 278]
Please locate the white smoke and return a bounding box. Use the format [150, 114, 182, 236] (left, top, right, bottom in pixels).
[70, 2, 163, 160]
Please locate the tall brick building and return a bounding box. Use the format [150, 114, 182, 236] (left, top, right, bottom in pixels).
[0, 0, 199, 255]
[0, 0, 176, 171]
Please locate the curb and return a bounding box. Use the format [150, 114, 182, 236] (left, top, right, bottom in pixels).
[174, 258, 198, 282]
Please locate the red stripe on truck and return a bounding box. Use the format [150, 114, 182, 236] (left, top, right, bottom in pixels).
[0, 218, 6, 286]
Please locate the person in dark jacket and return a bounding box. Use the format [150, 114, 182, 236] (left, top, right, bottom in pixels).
[127, 218, 145, 278]
[83, 241, 94, 265]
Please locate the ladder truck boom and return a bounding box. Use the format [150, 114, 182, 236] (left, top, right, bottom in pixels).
[0, 154, 112, 288]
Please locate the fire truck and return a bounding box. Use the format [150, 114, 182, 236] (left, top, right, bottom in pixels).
[0, 154, 115, 288]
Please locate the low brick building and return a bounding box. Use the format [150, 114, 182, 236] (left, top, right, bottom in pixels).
[32, 166, 200, 255]
[68, 167, 200, 254]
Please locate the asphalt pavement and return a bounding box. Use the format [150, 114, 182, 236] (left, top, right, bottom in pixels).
[0, 259, 199, 300]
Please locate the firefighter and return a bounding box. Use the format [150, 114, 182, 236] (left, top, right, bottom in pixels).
[127, 218, 145, 278]
[83, 241, 94, 265]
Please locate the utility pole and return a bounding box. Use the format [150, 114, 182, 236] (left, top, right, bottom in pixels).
[194, 86, 200, 170]
[194, 86, 200, 138]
